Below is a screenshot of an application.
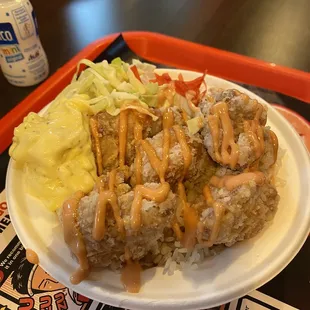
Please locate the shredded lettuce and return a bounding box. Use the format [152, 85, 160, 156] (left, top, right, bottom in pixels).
[48, 58, 203, 134]
[48, 58, 166, 118]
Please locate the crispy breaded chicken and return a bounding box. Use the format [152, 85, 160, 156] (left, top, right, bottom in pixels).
[200, 88, 275, 169]
[90, 107, 185, 174]
[204, 88, 267, 133]
[130, 126, 215, 187]
[196, 173, 279, 247]
[76, 182, 177, 268]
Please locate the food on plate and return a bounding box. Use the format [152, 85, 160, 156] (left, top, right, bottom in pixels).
[9, 98, 97, 211]
[9, 59, 280, 293]
[199, 88, 279, 170]
[198, 171, 279, 246]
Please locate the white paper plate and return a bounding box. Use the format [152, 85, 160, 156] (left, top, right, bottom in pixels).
[6, 69, 310, 310]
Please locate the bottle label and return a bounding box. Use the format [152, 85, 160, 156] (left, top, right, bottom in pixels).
[11, 5, 34, 40]
[0, 23, 19, 45]
[0, 22, 24, 63]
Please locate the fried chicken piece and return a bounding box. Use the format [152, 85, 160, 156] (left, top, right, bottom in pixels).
[197, 172, 279, 247]
[118, 183, 177, 262]
[200, 88, 274, 169]
[203, 88, 267, 133]
[90, 111, 154, 173]
[59, 177, 177, 269]
[130, 126, 215, 187]
[90, 107, 185, 174]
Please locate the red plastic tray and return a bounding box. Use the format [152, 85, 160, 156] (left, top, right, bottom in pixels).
[1, 31, 310, 154]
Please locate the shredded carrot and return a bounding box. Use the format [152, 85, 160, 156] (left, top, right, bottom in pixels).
[175, 72, 207, 105]
[130, 65, 142, 82]
[151, 71, 207, 105]
[150, 73, 172, 85]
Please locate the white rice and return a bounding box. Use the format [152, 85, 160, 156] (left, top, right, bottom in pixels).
[161, 241, 219, 275]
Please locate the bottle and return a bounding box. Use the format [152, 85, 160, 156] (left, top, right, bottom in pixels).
[0, 0, 49, 86]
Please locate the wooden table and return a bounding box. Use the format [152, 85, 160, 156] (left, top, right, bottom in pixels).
[0, 1, 309, 309]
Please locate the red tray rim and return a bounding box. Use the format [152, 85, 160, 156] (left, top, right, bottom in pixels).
[1, 31, 309, 154]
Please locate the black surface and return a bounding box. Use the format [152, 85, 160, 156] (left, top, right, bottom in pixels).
[1, 1, 310, 309]
[0, 150, 9, 190]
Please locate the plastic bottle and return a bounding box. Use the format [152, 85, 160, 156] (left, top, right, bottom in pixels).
[0, 0, 49, 86]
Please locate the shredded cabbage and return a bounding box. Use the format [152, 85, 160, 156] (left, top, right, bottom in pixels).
[49, 58, 204, 132]
[186, 116, 204, 135]
[48, 58, 168, 117]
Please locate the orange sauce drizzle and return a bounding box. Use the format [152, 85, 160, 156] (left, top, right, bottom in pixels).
[93, 169, 125, 241]
[171, 125, 198, 248]
[197, 185, 225, 247]
[185, 91, 201, 113]
[26, 249, 39, 265]
[119, 110, 129, 168]
[244, 120, 265, 159]
[133, 114, 143, 184]
[208, 101, 266, 168]
[131, 109, 174, 230]
[210, 172, 265, 191]
[208, 102, 239, 168]
[140, 140, 164, 180]
[62, 191, 90, 284]
[178, 183, 198, 249]
[89, 117, 103, 175]
[173, 125, 192, 180]
[254, 102, 264, 121]
[182, 110, 189, 122]
[172, 221, 184, 241]
[131, 182, 170, 231]
[158, 85, 175, 107]
[269, 130, 279, 165]
[121, 248, 142, 293]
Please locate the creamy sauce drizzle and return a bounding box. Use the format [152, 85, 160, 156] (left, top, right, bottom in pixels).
[131, 182, 170, 231]
[254, 102, 264, 121]
[172, 221, 184, 241]
[210, 172, 265, 191]
[173, 125, 192, 180]
[62, 191, 90, 284]
[158, 85, 175, 107]
[182, 110, 189, 122]
[185, 91, 201, 113]
[131, 109, 174, 230]
[119, 110, 129, 168]
[178, 183, 198, 249]
[26, 249, 39, 265]
[93, 169, 125, 241]
[197, 185, 225, 247]
[90, 117, 103, 175]
[244, 120, 265, 159]
[133, 114, 143, 184]
[171, 124, 198, 249]
[208, 102, 239, 168]
[121, 248, 142, 293]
